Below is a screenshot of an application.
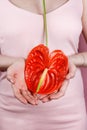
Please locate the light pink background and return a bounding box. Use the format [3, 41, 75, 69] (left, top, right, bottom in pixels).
[79, 34, 87, 111]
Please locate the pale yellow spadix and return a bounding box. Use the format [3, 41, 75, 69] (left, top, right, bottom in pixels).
[36, 68, 48, 93]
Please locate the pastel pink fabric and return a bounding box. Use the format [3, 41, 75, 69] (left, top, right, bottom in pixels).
[0, 0, 87, 130]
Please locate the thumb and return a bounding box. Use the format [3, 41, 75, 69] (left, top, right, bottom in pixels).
[7, 67, 15, 84]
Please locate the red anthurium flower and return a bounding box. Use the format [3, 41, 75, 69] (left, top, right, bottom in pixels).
[24, 44, 68, 95]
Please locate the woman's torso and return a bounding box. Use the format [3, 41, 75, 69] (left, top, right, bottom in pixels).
[0, 1, 87, 130]
[0, 0, 83, 58]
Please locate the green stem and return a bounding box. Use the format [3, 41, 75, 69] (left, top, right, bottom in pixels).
[43, 0, 48, 46]
[36, 0, 48, 93]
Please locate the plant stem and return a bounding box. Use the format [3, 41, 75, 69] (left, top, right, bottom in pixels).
[36, 0, 48, 93]
[43, 0, 48, 46]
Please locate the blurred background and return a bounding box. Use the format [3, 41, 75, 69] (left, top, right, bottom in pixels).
[79, 34, 87, 111]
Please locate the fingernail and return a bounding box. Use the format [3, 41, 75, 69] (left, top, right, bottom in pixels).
[23, 100, 28, 104]
[42, 98, 48, 103]
[35, 101, 38, 105]
[32, 101, 36, 105]
[10, 80, 14, 84]
[49, 96, 54, 99]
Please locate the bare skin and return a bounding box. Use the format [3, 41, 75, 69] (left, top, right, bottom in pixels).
[0, 0, 87, 104]
[9, 0, 69, 15]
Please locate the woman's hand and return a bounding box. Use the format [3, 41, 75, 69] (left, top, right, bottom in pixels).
[6, 56, 77, 104]
[7, 58, 38, 105]
[38, 57, 77, 103]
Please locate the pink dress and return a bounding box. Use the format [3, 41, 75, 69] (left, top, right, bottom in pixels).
[0, 0, 87, 129]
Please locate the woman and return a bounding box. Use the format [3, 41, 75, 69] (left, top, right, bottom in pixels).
[0, 0, 87, 129]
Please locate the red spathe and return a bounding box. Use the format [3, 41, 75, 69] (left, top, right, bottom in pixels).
[25, 44, 68, 94]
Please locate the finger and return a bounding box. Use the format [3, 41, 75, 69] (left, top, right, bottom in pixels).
[7, 77, 15, 84]
[22, 90, 37, 105]
[33, 93, 38, 99]
[21, 81, 38, 105]
[41, 95, 51, 103]
[66, 63, 76, 79]
[32, 93, 39, 104]
[38, 94, 47, 100]
[7, 68, 16, 84]
[49, 80, 69, 100]
[35, 94, 50, 103]
[12, 84, 28, 104]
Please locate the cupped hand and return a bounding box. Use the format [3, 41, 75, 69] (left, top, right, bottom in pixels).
[39, 57, 77, 103]
[7, 58, 38, 105]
